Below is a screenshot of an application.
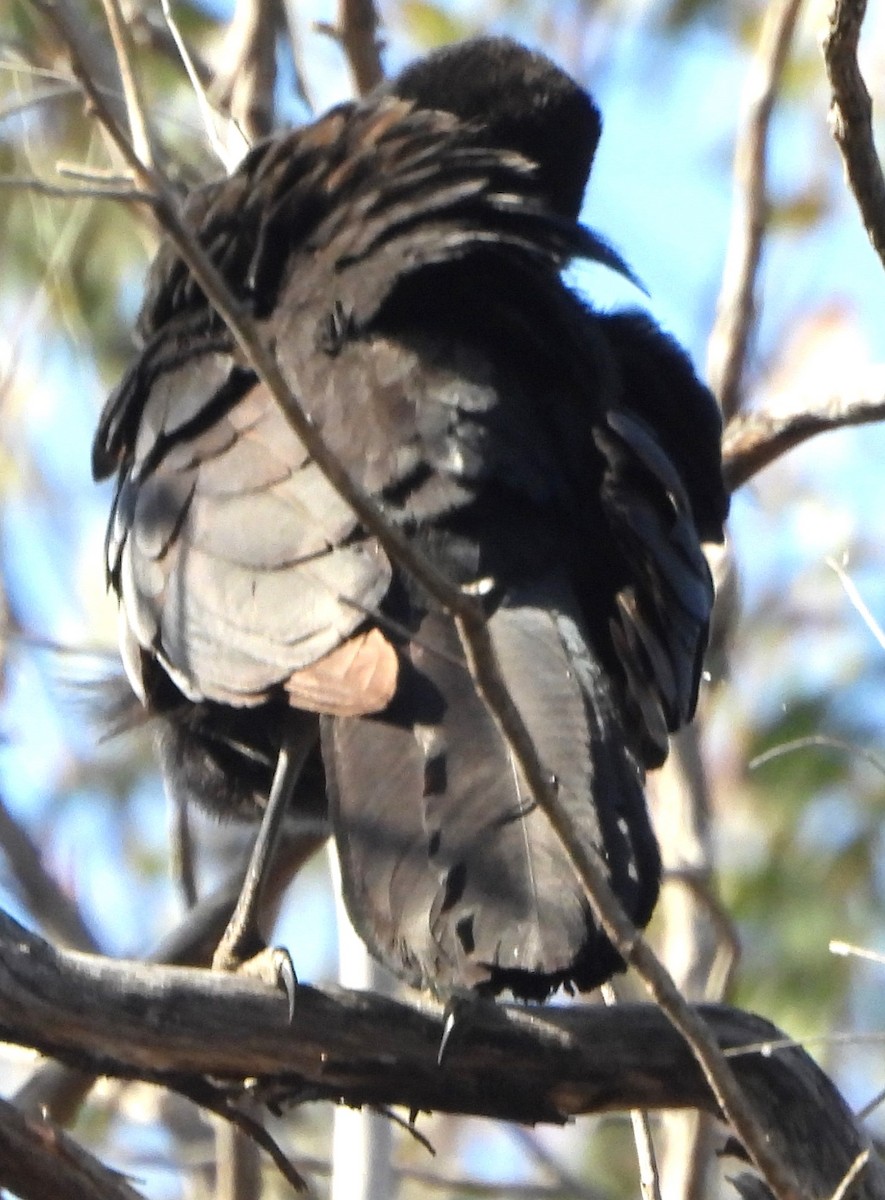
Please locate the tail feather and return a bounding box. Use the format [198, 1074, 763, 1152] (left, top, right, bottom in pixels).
[325, 582, 659, 1000]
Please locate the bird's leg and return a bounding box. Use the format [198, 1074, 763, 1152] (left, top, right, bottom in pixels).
[212, 714, 316, 1000]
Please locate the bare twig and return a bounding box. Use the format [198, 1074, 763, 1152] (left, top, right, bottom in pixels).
[158, 0, 242, 170]
[830, 940, 885, 968]
[211, 0, 283, 145]
[0, 175, 151, 202]
[664, 870, 741, 1004]
[722, 385, 885, 490]
[831, 1151, 872, 1200]
[750, 734, 885, 777]
[827, 554, 885, 653]
[857, 1086, 885, 1123]
[316, 0, 383, 96]
[630, 1108, 663, 1200]
[508, 1129, 605, 1200]
[0, 1094, 148, 1200]
[26, 0, 130, 139]
[0, 81, 80, 124]
[706, 0, 804, 420]
[97, 0, 156, 168]
[42, 17, 803, 1198]
[823, 0, 885, 273]
[602, 983, 661, 1200]
[172, 1077, 307, 1192]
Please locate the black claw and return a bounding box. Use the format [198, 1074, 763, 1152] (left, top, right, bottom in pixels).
[276, 950, 298, 1022]
[437, 996, 468, 1066]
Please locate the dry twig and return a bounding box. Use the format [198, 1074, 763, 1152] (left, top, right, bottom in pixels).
[722, 383, 885, 490]
[0, 1094, 147, 1200]
[824, 0, 885, 273]
[706, 0, 804, 420]
[212, 0, 283, 144]
[316, 0, 383, 96]
[0, 793, 99, 953]
[97, 0, 156, 168]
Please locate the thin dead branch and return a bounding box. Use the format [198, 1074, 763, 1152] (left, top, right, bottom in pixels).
[98, 0, 156, 167]
[508, 1128, 606, 1200]
[316, 0, 383, 96]
[722, 384, 885, 490]
[0, 792, 99, 953]
[602, 982, 661, 1200]
[26, 0, 130, 141]
[0, 175, 151, 202]
[706, 0, 804, 421]
[0, 1093, 147, 1200]
[824, 0, 885, 274]
[211, 0, 283, 145]
[157, 0, 242, 170]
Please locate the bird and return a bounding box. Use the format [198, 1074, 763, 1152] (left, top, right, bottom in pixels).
[93, 36, 728, 1002]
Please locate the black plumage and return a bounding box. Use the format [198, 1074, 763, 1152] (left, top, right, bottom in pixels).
[94, 37, 728, 1001]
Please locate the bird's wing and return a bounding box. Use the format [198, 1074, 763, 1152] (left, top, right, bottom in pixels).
[95, 98, 616, 711]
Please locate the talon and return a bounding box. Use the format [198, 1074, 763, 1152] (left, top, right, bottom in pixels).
[229, 946, 298, 1019]
[437, 997, 465, 1066]
[276, 950, 298, 1022]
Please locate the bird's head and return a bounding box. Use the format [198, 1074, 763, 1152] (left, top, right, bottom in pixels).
[382, 36, 601, 221]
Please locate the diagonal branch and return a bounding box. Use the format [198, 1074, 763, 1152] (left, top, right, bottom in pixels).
[0, 1092, 147, 1200]
[0, 792, 99, 953]
[823, 0, 885, 274]
[211, 0, 284, 144]
[98, 0, 156, 168]
[722, 379, 885, 490]
[336, 0, 383, 96]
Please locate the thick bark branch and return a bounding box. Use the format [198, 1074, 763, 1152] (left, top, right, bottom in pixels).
[0, 1094, 147, 1200]
[0, 911, 882, 1198]
[212, 0, 284, 143]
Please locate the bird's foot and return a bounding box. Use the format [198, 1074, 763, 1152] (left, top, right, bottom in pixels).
[212, 939, 298, 1022]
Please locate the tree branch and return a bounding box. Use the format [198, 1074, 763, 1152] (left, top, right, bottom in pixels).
[0, 791, 99, 953]
[722, 380, 885, 491]
[0, 1093, 147, 1200]
[824, 0, 885, 274]
[706, 0, 804, 421]
[335, 0, 383, 96]
[211, 0, 284, 144]
[14, 826, 327, 1122]
[0, 912, 882, 1200]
